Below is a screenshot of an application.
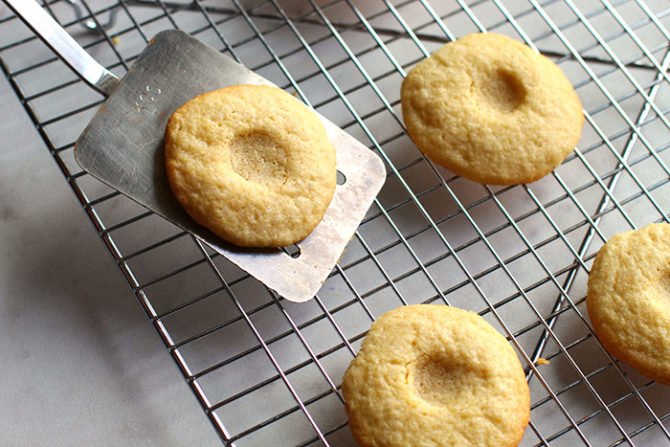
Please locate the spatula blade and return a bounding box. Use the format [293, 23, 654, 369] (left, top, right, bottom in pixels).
[75, 30, 385, 303]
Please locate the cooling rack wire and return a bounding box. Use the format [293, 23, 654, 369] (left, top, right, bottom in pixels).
[1, 0, 669, 445]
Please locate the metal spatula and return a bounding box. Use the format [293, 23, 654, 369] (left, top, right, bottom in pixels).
[7, 0, 386, 303]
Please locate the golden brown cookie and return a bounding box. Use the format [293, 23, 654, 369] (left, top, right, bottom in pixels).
[401, 32, 583, 185]
[165, 84, 336, 247]
[342, 304, 530, 447]
[587, 223, 670, 384]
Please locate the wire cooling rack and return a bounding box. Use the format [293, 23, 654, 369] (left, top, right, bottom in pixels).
[2, 0, 670, 445]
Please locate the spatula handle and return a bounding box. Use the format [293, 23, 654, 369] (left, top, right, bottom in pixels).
[4, 0, 119, 96]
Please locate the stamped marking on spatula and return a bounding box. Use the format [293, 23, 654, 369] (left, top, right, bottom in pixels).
[134, 85, 161, 115]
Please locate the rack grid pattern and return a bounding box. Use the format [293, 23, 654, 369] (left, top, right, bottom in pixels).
[2, 0, 670, 445]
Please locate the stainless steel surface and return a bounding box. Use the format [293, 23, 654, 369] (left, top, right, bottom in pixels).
[1, 0, 670, 446]
[7, 2, 386, 303]
[76, 29, 385, 303]
[4, 0, 119, 94]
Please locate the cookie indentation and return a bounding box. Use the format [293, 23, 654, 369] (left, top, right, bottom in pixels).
[411, 356, 465, 405]
[230, 131, 288, 186]
[660, 268, 670, 302]
[480, 68, 526, 112]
